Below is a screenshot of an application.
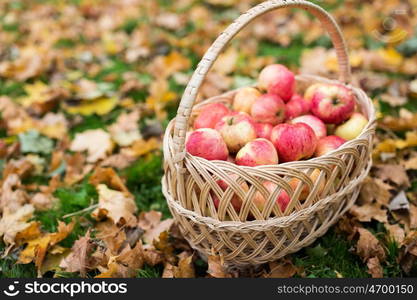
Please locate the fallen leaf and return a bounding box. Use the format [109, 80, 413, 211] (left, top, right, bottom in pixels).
[359, 177, 392, 206]
[356, 227, 386, 262]
[367, 257, 383, 278]
[18, 220, 75, 273]
[389, 191, 410, 211]
[0, 204, 35, 247]
[0, 174, 29, 214]
[350, 204, 388, 223]
[18, 130, 54, 155]
[207, 254, 231, 278]
[108, 110, 142, 147]
[138, 211, 174, 244]
[92, 184, 137, 226]
[89, 167, 129, 193]
[70, 129, 113, 163]
[173, 253, 195, 278]
[375, 164, 410, 187]
[385, 223, 405, 244]
[122, 137, 160, 157]
[63, 97, 119, 116]
[59, 231, 93, 277]
[266, 259, 297, 278]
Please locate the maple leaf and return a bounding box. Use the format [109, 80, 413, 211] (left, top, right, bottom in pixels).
[89, 167, 130, 193]
[207, 254, 232, 278]
[60, 231, 93, 277]
[356, 227, 386, 262]
[92, 184, 137, 226]
[63, 98, 119, 116]
[367, 257, 384, 278]
[18, 220, 75, 274]
[107, 110, 142, 146]
[0, 173, 29, 214]
[137, 211, 173, 244]
[266, 259, 298, 278]
[0, 204, 35, 247]
[70, 129, 113, 163]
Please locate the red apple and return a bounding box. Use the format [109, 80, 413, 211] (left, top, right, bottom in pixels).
[270, 123, 317, 162]
[335, 112, 368, 140]
[304, 83, 328, 102]
[193, 102, 230, 129]
[233, 87, 262, 114]
[253, 122, 273, 140]
[253, 181, 290, 213]
[258, 64, 295, 102]
[251, 93, 286, 125]
[315, 135, 346, 157]
[310, 84, 355, 124]
[290, 114, 327, 140]
[215, 113, 256, 153]
[186, 128, 228, 160]
[235, 138, 278, 167]
[285, 94, 311, 120]
[212, 174, 248, 212]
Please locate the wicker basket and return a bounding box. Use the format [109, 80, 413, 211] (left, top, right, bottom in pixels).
[162, 0, 376, 267]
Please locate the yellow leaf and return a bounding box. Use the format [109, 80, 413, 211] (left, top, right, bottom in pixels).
[377, 47, 403, 69]
[63, 97, 118, 116]
[18, 221, 74, 271]
[123, 138, 160, 157]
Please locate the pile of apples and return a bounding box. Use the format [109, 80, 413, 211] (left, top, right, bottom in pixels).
[185, 64, 368, 213]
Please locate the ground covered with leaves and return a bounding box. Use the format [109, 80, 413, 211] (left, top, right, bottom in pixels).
[0, 0, 417, 278]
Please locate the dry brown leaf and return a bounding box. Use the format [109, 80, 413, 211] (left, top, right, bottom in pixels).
[207, 254, 231, 278]
[89, 167, 129, 193]
[59, 231, 93, 277]
[359, 177, 392, 206]
[367, 257, 384, 278]
[92, 184, 137, 225]
[30, 192, 55, 211]
[0, 204, 35, 247]
[0, 174, 29, 214]
[375, 164, 410, 187]
[95, 220, 127, 254]
[107, 110, 141, 147]
[121, 137, 160, 158]
[95, 242, 144, 278]
[350, 203, 388, 223]
[70, 129, 113, 163]
[409, 205, 417, 229]
[162, 263, 175, 278]
[267, 259, 297, 278]
[356, 227, 386, 262]
[385, 223, 405, 244]
[138, 211, 174, 245]
[100, 153, 137, 169]
[403, 156, 417, 170]
[173, 253, 195, 278]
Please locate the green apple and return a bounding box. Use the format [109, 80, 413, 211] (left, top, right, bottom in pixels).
[335, 112, 368, 140]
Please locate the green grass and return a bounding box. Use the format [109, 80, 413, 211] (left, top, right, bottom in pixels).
[0, 243, 37, 278]
[34, 180, 98, 232]
[136, 264, 163, 278]
[122, 153, 170, 218]
[293, 230, 369, 278]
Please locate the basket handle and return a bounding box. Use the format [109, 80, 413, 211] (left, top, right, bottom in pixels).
[172, 0, 350, 164]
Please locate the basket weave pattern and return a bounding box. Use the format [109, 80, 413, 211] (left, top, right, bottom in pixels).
[162, 0, 376, 266]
